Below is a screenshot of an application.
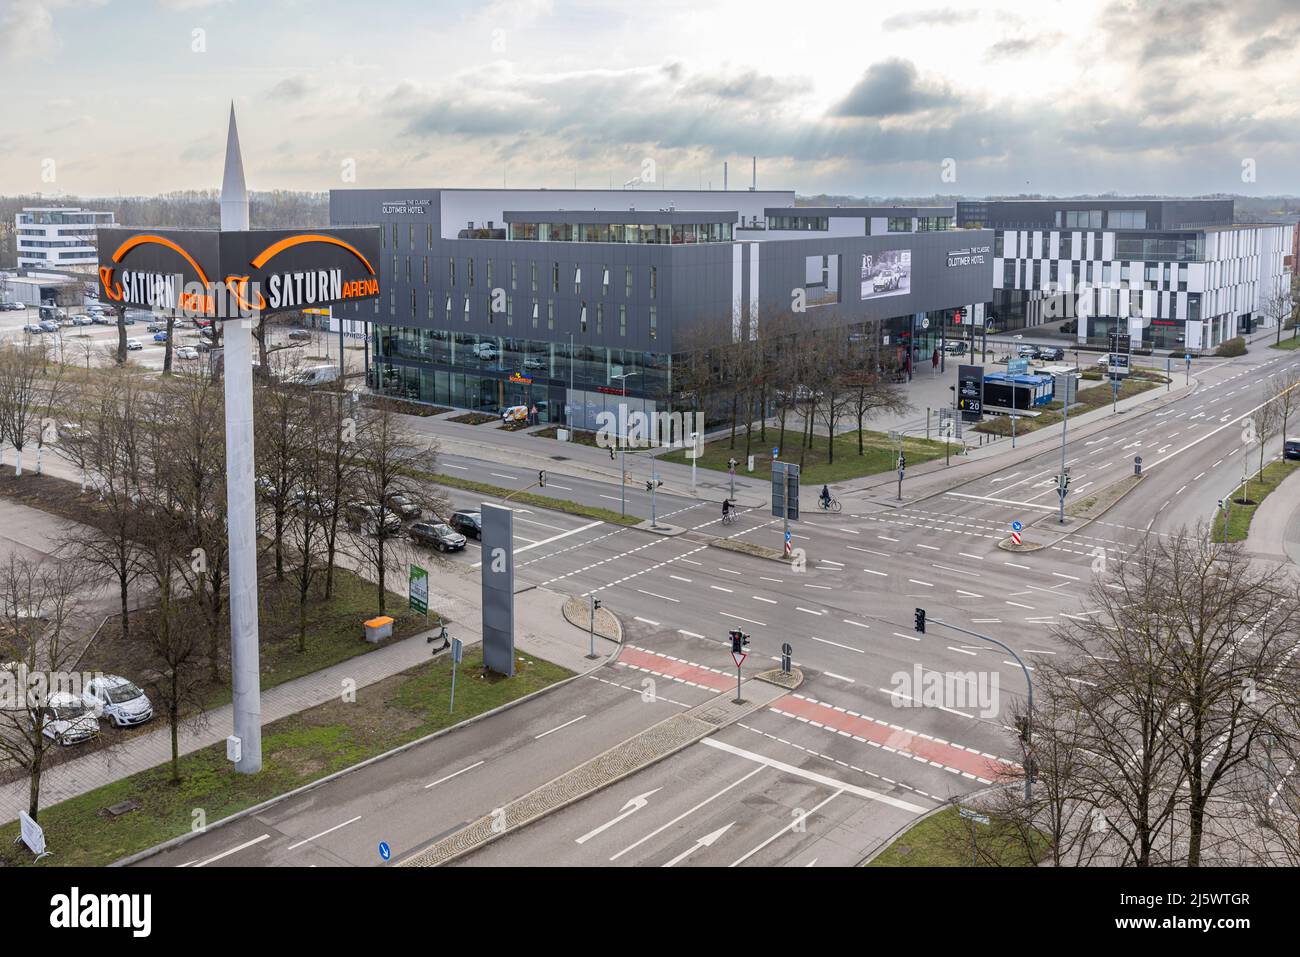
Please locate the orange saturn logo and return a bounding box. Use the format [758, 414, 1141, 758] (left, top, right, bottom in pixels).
[248, 233, 376, 275]
[99, 234, 212, 302]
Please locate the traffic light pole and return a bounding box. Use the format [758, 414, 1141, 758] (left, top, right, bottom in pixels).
[927, 616, 1035, 804]
[1058, 375, 1070, 524]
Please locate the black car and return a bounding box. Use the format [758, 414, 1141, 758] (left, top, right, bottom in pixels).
[1035, 346, 1065, 361]
[288, 329, 313, 341]
[409, 521, 466, 552]
[383, 493, 422, 520]
[449, 509, 483, 539]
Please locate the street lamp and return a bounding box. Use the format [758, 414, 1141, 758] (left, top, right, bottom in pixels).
[610, 371, 640, 517]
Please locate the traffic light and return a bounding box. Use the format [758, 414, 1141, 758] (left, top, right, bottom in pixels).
[1015, 716, 1031, 744]
[538, 469, 546, 487]
[897, 452, 906, 471]
[645, 478, 663, 492]
[609, 446, 616, 461]
[593, 598, 601, 611]
[914, 608, 926, 634]
[729, 629, 750, 654]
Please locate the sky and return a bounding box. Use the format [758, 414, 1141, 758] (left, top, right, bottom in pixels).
[2, 0, 1299, 199]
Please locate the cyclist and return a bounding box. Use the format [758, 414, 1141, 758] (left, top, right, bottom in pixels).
[819, 484, 832, 510]
[721, 498, 733, 522]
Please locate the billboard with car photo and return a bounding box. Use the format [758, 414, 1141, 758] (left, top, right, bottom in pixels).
[860, 249, 911, 301]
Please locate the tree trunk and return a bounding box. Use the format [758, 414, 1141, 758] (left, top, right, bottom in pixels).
[298, 587, 308, 653]
[28, 758, 41, 820]
[163, 315, 175, 374]
[14, 447, 23, 477]
[116, 310, 128, 365]
[728, 392, 738, 449]
[376, 539, 387, 614]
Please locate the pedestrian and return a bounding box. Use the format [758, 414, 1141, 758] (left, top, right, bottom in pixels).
[932, 347, 939, 376]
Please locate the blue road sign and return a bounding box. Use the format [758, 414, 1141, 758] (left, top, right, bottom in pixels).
[784, 529, 792, 543]
[1011, 520, 1023, 532]
[1185, 354, 1191, 362]
[772, 447, 779, 458]
[378, 841, 391, 861]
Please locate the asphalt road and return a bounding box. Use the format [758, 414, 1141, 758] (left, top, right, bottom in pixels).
[121, 339, 1300, 867]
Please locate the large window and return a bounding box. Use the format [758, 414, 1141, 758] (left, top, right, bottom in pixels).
[1063, 209, 1104, 229]
[887, 217, 912, 232]
[1107, 209, 1147, 230]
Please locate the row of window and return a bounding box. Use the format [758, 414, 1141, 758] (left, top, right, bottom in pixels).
[390, 254, 661, 301]
[390, 287, 658, 339]
[507, 222, 732, 244]
[768, 215, 829, 231]
[994, 233, 1205, 262]
[1008, 259, 1192, 288]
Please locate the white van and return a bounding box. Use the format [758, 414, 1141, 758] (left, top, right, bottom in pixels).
[287, 364, 340, 386]
[501, 404, 528, 424]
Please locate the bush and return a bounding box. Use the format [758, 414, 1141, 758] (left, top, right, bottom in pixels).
[1215, 337, 1247, 357]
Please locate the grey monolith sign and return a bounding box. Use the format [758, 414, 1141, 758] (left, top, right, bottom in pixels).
[480, 502, 516, 676]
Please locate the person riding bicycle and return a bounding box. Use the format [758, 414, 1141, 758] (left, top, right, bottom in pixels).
[721, 498, 733, 521]
[819, 485, 832, 510]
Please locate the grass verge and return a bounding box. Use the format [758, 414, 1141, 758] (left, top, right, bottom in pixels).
[659, 429, 947, 485]
[975, 373, 1165, 436]
[1210, 458, 1300, 542]
[867, 805, 1050, 866]
[425, 471, 639, 525]
[1270, 337, 1300, 352]
[447, 412, 498, 425]
[0, 648, 571, 867]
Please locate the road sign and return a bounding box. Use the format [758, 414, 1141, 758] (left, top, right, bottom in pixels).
[17, 811, 49, 860]
[783, 529, 793, 557]
[771, 461, 799, 521]
[1011, 520, 1022, 531]
[781, 642, 793, 673]
[959, 808, 990, 825]
[408, 564, 428, 616]
[772, 446, 779, 459]
[378, 841, 392, 861]
[1007, 357, 1028, 375]
[1011, 530, 1022, 546]
[732, 650, 748, 668]
[451, 636, 463, 664]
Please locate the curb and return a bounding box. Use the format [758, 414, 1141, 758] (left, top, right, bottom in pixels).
[110, 623, 622, 867]
[857, 782, 1013, 866]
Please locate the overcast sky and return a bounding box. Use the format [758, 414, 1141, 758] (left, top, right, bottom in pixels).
[3, 0, 1299, 198]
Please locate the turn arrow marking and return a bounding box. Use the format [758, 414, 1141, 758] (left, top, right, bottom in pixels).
[575, 789, 661, 845]
[662, 822, 734, 867]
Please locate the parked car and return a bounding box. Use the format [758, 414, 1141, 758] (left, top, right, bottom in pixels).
[196, 338, 213, 353]
[449, 509, 483, 539]
[383, 493, 422, 520]
[287, 328, 312, 341]
[37, 692, 100, 746]
[1016, 343, 1038, 358]
[126, 338, 143, 351]
[83, 675, 153, 728]
[153, 331, 168, 343]
[942, 340, 966, 355]
[523, 356, 547, 371]
[22, 323, 42, 334]
[176, 346, 199, 360]
[409, 521, 466, 552]
[146, 320, 165, 333]
[70, 313, 94, 326]
[346, 501, 402, 535]
[1035, 346, 1065, 361]
[38, 319, 60, 333]
[0, 301, 25, 311]
[91, 313, 113, 324]
[1285, 437, 1300, 460]
[472, 342, 497, 360]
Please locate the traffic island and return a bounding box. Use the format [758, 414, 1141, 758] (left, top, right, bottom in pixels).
[705, 536, 788, 562]
[634, 520, 687, 536]
[754, 666, 803, 690]
[561, 596, 622, 643]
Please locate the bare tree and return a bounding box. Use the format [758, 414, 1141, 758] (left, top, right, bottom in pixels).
[254, 377, 310, 581]
[1270, 366, 1300, 447]
[0, 341, 48, 475]
[0, 555, 85, 822]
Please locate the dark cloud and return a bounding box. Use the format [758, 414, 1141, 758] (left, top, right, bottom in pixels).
[268, 76, 309, 101]
[1241, 27, 1300, 61]
[830, 59, 959, 118]
[881, 8, 979, 31]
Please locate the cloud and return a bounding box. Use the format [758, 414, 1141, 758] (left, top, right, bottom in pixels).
[830, 59, 959, 118]
[680, 69, 812, 103]
[985, 33, 1065, 59]
[881, 8, 979, 31]
[269, 76, 310, 101]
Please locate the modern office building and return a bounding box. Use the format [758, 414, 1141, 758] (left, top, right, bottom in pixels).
[956, 199, 1292, 351]
[14, 206, 116, 270]
[329, 188, 991, 427]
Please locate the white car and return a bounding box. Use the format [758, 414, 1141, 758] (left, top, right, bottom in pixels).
[472, 343, 497, 360]
[126, 338, 143, 351]
[37, 692, 100, 746]
[71, 313, 94, 326]
[176, 346, 199, 360]
[83, 675, 153, 728]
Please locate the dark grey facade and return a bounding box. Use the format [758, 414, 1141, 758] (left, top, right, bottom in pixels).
[330, 188, 992, 425]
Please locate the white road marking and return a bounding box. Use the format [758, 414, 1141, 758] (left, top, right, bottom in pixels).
[634, 616, 661, 627]
[535, 714, 587, 739]
[192, 834, 270, 867]
[637, 589, 679, 603]
[610, 766, 766, 861]
[843, 619, 870, 629]
[424, 760, 487, 790]
[807, 635, 863, 653]
[286, 816, 364, 851]
[721, 612, 766, 627]
[471, 519, 603, 567]
[730, 790, 844, 867]
[862, 568, 888, 577]
[751, 595, 778, 604]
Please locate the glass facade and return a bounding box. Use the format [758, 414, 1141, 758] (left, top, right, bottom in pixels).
[507, 221, 733, 243]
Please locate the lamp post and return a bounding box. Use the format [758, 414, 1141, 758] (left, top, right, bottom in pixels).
[611, 371, 639, 517]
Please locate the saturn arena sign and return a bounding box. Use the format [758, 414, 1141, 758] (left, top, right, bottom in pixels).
[97, 227, 381, 320]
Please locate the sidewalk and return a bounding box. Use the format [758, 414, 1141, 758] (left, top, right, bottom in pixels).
[0, 564, 614, 826]
[1243, 458, 1300, 564]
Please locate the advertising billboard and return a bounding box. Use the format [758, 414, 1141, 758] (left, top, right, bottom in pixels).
[958, 364, 984, 422]
[860, 249, 911, 301]
[97, 226, 380, 320]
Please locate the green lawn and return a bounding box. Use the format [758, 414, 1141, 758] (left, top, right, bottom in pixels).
[1211, 458, 1300, 543]
[426, 471, 639, 525]
[0, 649, 571, 867]
[1270, 336, 1300, 351]
[659, 429, 947, 484]
[868, 805, 1050, 866]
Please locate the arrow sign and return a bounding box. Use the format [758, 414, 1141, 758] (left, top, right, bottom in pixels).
[662, 821, 734, 867]
[1011, 520, 1023, 532]
[732, 650, 747, 668]
[575, 789, 661, 845]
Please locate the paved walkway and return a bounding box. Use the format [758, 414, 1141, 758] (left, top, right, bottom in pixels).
[1243, 456, 1300, 564]
[0, 565, 614, 826]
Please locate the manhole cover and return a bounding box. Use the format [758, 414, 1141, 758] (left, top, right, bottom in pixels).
[103, 799, 140, 818]
[697, 706, 730, 724]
